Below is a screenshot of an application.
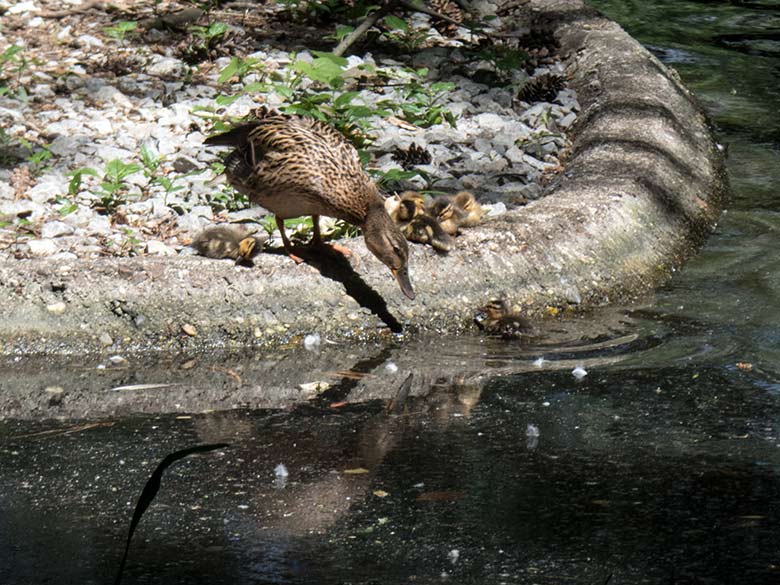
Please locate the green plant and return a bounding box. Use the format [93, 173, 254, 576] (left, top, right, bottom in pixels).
[67, 167, 99, 196]
[56, 198, 78, 216]
[381, 15, 432, 51]
[104, 21, 139, 42]
[190, 21, 229, 47]
[119, 227, 142, 256]
[395, 68, 456, 128]
[217, 56, 265, 85]
[0, 44, 29, 101]
[139, 145, 186, 202]
[96, 159, 142, 212]
[17, 139, 53, 175]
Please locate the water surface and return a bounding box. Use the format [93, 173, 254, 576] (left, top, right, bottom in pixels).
[3, 1, 780, 583]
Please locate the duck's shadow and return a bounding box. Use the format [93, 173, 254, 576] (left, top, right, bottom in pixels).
[265, 244, 403, 333]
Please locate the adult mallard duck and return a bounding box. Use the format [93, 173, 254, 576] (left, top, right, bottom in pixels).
[205, 108, 415, 300]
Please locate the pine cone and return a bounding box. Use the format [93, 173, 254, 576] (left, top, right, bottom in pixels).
[517, 74, 566, 104]
[430, 0, 463, 37]
[392, 144, 432, 169]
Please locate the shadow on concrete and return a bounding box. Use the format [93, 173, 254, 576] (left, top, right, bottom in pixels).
[266, 244, 403, 333]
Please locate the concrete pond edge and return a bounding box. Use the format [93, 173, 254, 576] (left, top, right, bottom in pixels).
[0, 0, 728, 357]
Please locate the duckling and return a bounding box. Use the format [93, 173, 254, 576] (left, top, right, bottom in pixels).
[205, 108, 414, 300]
[426, 196, 466, 236]
[474, 299, 536, 340]
[401, 214, 454, 253]
[384, 191, 425, 224]
[191, 225, 264, 265]
[452, 191, 484, 227]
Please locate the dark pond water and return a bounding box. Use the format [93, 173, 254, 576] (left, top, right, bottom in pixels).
[3, 1, 780, 583]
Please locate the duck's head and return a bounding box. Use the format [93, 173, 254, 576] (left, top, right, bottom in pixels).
[364, 202, 415, 300]
[236, 236, 258, 265]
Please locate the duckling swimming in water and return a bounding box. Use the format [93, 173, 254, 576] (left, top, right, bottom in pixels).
[474, 299, 536, 340]
[205, 107, 414, 300]
[192, 225, 265, 265]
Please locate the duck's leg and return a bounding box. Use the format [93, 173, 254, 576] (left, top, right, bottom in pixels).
[311, 214, 352, 258]
[275, 216, 304, 264]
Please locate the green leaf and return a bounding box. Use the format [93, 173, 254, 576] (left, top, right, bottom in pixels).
[217, 58, 240, 83]
[430, 82, 456, 93]
[383, 15, 408, 31]
[332, 24, 354, 42]
[215, 93, 241, 106]
[105, 159, 142, 182]
[58, 202, 78, 216]
[333, 91, 358, 108]
[310, 51, 348, 67]
[139, 145, 159, 172]
[242, 81, 267, 93]
[207, 22, 229, 38]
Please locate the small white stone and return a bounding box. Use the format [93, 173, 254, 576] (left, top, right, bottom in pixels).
[557, 112, 577, 128]
[27, 239, 59, 256]
[99, 332, 113, 347]
[486, 202, 507, 217]
[41, 221, 75, 239]
[533, 357, 546, 368]
[303, 333, 321, 350]
[109, 355, 128, 366]
[7, 1, 38, 14]
[385, 362, 399, 374]
[76, 34, 103, 48]
[146, 56, 187, 78]
[146, 241, 176, 256]
[46, 301, 67, 315]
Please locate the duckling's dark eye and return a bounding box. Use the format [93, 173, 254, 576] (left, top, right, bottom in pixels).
[392, 245, 402, 256]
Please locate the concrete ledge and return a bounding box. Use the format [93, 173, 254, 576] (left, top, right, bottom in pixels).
[0, 0, 727, 356]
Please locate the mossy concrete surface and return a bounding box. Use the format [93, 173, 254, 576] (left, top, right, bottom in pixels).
[0, 0, 727, 356]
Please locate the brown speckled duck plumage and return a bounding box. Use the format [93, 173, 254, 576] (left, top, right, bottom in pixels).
[205, 109, 414, 299]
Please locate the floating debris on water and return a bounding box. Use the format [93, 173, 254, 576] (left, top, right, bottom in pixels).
[527, 423, 540, 449]
[572, 366, 587, 379]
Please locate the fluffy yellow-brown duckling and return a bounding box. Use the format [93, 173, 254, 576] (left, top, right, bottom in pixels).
[426, 196, 465, 236]
[205, 107, 414, 300]
[191, 225, 264, 265]
[452, 191, 484, 227]
[474, 299, 536, 340]
[384, 192, 423, 224]
[401, 214, 454, 253]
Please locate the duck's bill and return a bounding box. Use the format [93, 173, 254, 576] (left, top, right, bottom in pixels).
[392, 267, 415, 300]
